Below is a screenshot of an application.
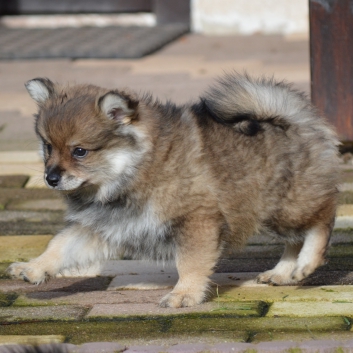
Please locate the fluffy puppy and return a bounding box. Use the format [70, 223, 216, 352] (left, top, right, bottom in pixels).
[7, 73, 340, 308]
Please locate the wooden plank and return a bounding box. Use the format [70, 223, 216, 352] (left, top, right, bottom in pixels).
[0, 0, 152, 15]
[310, 0, 353, 141]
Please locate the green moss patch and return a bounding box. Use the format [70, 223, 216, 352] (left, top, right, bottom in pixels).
[209, 300, 268, 317]
[329, 244, 353, 257]
[0, 292, 17, 307]
[339, 191, 353, 204]
[0, 263, 10, 279]
[216, 286, 353, 303]
[0, 316, 347, 345]
[13, 294, 61, 307]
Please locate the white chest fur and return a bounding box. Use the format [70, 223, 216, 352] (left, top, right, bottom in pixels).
[65, 198, 175, 261]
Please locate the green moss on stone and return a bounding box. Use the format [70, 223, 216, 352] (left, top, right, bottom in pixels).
[210, 301, 269, 317]
[329, 244, 353, 257]
[0, 315, 348, 345]
[0, 263, 10, 279]
[339, 191, 353, 204]
[0, 292, 17, 307]
[13, 294, 59, 307]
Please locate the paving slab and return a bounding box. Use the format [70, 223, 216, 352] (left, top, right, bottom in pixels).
[0, 210, 60, 223]
[107, 272, 262, 291]
[267, 302, 353, 318]
[10, 285, 353, 308]
[339, 190, 353, 204]
[216, 285, 353, 303]
[335, 205, 353, 229]
[0, 188, 66, 211]
[0, 211, 63, 235]
[251, 332, 353, 344]
[75, 342, 126, 353]
[0, 305, 87, 323]
[86, 301, 266, 319]
[108, 273, 177, 290]
[0, 321, 248, 345]
[6, 199, 66, 212]
[209, 342, 257, 353]
[13, 290, 170, 307]
[337, 205, 353, 217]
[0, 235, 52, 262]
[164, 343, 211, 353]
[0, 335, 65, 346]
[0, 318, 346, 344]
[253, 341, 301, 353]
[0, 276, 112, 294]
[0, 188, 61, 206]
[340, 183, 353, 192]
[299, 339, 350, 353]
[111, 331, 249, 349]
[0, 175, 29, 189]
[124, 345, 169, 353]
[164, 317, 348, 335]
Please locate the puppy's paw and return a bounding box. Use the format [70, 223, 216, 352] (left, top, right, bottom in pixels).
[159, 291, 205, 308]
[291, 257, 326, 282]
[291, 265, 315, 282]
[257, 269, 297, 285]
[6, 262, 50, 284]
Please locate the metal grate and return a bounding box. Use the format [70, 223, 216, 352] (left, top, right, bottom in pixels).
[0, 24, 189, 59]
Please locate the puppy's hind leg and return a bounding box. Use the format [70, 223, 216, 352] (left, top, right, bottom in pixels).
[291, 223, 332, 282]
[257, 242, 303, 285]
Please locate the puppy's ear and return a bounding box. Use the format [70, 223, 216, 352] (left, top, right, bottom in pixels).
[25, 78, 55, 104]
[98, 91, 138, 124]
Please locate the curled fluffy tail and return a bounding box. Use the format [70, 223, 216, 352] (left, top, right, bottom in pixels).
[199, 73, 323, 136]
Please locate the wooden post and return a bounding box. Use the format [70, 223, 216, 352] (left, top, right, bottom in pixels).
[153, 0, 190, 26]
[310, 0, 353, 142]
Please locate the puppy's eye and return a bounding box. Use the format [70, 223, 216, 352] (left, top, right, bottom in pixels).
[73, 147, 88, 158]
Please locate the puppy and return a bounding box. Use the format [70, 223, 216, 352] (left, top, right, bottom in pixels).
[7, 73, 340, 308]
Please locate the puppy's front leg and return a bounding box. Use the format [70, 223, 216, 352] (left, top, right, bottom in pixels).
[160, 212, 222, 308]
[7, 224, 107, 284]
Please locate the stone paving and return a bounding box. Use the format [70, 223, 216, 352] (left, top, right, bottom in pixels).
[1, 33, 353, 352]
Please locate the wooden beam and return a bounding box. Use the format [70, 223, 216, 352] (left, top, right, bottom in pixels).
[310, 0, 353, 141]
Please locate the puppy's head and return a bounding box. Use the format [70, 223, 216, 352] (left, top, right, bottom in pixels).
[25, 78, 149, 200]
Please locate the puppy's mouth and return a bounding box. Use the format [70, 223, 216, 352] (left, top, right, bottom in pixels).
[44, 173, 87, 191]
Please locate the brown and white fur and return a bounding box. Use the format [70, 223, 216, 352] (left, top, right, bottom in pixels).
[7, 73, 340, 308]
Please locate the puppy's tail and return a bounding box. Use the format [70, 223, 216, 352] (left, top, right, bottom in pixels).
[199, 72, 317, 136]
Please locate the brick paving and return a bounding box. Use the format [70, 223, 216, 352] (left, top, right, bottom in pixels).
[1, 33, 353, 352]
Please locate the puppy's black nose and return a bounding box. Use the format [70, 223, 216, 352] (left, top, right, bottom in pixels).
[46, 172, 61, 187]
